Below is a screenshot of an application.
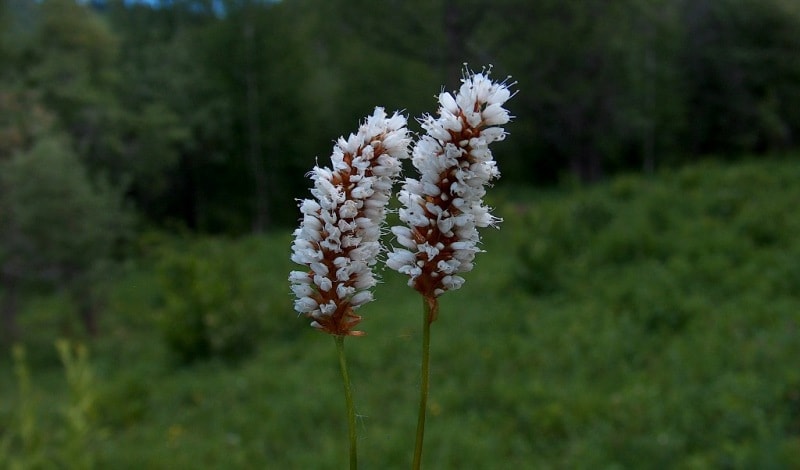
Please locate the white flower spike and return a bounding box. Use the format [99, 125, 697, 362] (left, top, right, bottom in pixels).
[387, 69, 514, 304]
[290, 107, 410, 335]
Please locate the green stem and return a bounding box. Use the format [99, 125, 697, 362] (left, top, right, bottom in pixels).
[412, 296, 436, 470]
[335, 335, 358, 470]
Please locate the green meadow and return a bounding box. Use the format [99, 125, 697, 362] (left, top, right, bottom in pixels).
[2, 158, 799, 468]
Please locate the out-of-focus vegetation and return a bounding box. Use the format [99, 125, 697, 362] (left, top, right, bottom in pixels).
[2, 0, 800, 232]
[2, 0, 800, 467]
[1, 159, 799, 468]
[154, 237, 270, 363]
[3, 0, 799, 339]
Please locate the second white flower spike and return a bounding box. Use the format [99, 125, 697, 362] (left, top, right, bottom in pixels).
[290, 107, 410, 335]
[387, 70, 514, 301]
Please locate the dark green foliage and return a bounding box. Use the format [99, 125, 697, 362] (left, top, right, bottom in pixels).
[154, 239, 267, 363]
[0, 135, 129, 342]
[682, 0, 800, 154]
[26, 0, 125, 177]
[481, 0, 688, 182]
[4, 0, 800, 231]
[516, 158, 800, 302]
[2, 0, 800, 462]
[503, 158, 800, 467]
[93, 371, 151, 429]
[1, 342, 97, 469]
[0, 89, 59, 160]
[1, 158, 798, 468]
[0, 137, 124, 279]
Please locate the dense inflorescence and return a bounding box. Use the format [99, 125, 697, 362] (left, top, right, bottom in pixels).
[386, 71, 514, 302]
[290, 108, 410, 335]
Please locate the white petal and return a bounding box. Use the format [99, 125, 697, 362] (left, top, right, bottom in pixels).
[386, 249, 416, 271]
[439, 92, 458, 114]
[294, 296, 318, 313]
[291, 283, 314, 298]
[350, 290, 373, 306]
[289, 271, 312, 284]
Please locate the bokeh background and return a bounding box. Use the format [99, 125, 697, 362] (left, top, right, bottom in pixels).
[1, 0, 799, 468]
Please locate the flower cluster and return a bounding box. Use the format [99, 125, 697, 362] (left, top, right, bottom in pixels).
[386, 71, 513, 300]
[290, 107, 410, 335]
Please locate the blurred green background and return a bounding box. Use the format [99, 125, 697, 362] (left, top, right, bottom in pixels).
[1, 0, 800, 468]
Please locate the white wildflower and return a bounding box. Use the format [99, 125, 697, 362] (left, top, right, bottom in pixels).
[386, 69, 514, 299]
[290, 107, 409, 335]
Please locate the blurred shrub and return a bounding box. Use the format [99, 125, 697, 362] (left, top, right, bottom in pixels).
[0, 345, 44, 469]
[502, 159, 800, 468]
[93, 373, 150, 430]
[1, 341, 99, 469]
[56, 340, 96, 470]
[514, 197, 615, 294]
[155, 239, 266, 364]
[0, 135, 130, 341]
[514, 158, 800, 303]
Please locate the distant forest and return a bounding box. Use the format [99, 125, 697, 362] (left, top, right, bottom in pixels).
[2, 0, 800, 232]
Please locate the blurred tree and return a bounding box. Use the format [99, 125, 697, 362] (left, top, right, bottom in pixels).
[681, 0, 800, 154]
[25, 0, 123, 171]
[186, 0, 313, 231]
[0, 89, 59, 160]
[600, 0, 687, 174]
[105, 0, 340, 231]
[478, 0, 687, 183]
[0, 1, 48, 160]
[5, 0, 799, 237]
[25, 0, 191, 227]
[325, 0, 481, 88]
[105, 0, 199, 225]
[0, 136, 129, 343]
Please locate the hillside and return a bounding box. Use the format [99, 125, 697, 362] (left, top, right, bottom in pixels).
[2, 158, 799, 468]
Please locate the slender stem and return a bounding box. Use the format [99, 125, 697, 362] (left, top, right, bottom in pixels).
[412, 296, 436, 470]
[335, 335, 358, 470]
